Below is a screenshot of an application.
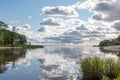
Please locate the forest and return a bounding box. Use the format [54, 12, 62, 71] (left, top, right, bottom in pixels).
[99, 35, 120, 46]
[0, 21, 27, 46]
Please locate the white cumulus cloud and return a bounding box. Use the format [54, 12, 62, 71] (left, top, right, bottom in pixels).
[112, 21, 120, 30]
[41, 6, 79, 17]
[92, 0, 120, 22]
[40, 17, 63, 26]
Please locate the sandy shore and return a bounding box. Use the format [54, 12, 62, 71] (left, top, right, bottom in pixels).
[103, 45, 120, 51]
[0, 47, 21, 50]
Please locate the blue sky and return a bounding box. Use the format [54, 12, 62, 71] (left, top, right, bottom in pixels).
[0, 0, 90, 31]
[0, 0, 119, 44]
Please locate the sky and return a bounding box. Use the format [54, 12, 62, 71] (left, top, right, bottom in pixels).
[0, 0, 120, 45]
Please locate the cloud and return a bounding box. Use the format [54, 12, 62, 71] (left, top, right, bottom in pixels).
[7, 24, 31, 31]
[92, 0, 120, 21]
[73, 0, 120, 22]
[76, 24, 88, 30]
[22, 24, 31, 29]
[42, 22, 119, 44]
[37, 14, 118, 44]
[73, 0, 116, 9]
[38, 27, 45, 32]
[91, 0, 120, 22]
[42, 26, 97, 44]
[64, 18, 83, 26]
[28, 16, 32, 19]
[40, 17, 63, 26]
[14, 24, 31, 31]
[112, 21, 120, 30]
[9, 0, 119, 44]
[41, 6, 79, 17]
[72, 1, 90, 9]
[9, 20, 20, 24]
[7, 24, 36, 41]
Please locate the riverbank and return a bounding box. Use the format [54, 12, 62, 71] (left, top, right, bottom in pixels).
[0, 44, 44, 50]
[0, 47, 21, 49]
[101, 45, 120, 51]
[25, 45, 44, 48]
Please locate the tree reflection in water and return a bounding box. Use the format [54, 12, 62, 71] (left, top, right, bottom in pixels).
[99, 47, 120, 58]
[0, 49, 26, 74]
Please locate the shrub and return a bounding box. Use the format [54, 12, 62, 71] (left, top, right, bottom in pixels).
[81, 57, 120, 80]
[104, 59, 120, 79]
[102, 76, 110, 80]
[81, 57, 104, 80]
[114, 76, 120, 80]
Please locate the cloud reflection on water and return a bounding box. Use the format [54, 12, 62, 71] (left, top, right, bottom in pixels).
[0, 46, 119, 80]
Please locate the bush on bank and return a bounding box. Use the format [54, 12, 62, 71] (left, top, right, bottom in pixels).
[81, 57, 120, 80]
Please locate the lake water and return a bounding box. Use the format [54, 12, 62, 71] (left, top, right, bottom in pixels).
[0, 46, 119, 80]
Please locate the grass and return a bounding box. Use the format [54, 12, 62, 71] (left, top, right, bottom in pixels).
[102, 76, 110, 80]
[81, 57, 120, 80]
[81, 57, 104, 80]
[102, 75, 120, 80]
[104, 59, 120, 79]
[113, 75, 120, 80]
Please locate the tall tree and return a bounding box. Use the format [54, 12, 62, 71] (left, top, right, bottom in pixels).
[0, 21, 8, 30]
[0, 21, 8, 45]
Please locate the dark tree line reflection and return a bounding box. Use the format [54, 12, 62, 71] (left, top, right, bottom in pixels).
[0, 49, 26, 74]
[99, 47, 120, 58]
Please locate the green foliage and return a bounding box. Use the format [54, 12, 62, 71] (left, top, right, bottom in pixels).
[99, 36, 120, 46]
[104, 59, 120, 79]
[102, 76, 110, 80]
[81, 57, 104, 80]
[0, 21, 27, 46]
[0, 21, 8, 29]
[113, 75, 120, 80]
[81, 57, 120, 80]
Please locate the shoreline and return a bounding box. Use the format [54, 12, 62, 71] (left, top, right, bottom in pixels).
[101, 45, 120, 51]
[0, 47, 21, 50]
[0, 45, 44, 50]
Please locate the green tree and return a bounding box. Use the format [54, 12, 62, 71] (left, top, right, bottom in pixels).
[0, 21, 27, 46]
[0, 21, 8, 29]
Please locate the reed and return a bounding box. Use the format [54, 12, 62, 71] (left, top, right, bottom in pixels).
[81, 57, 104, 80]
[113, 75, 120, 80]
[104, 59, 120, 79]
[102, 76, 110, 80]
[81, 57, 120, 80]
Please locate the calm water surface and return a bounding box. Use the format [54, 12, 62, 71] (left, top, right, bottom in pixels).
[0, 46, 119, 80]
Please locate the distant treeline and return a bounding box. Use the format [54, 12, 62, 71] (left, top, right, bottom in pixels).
[99, 35, 120, 46]
[0, 21, 27, 46]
